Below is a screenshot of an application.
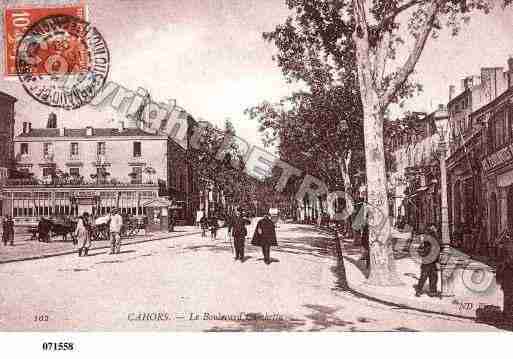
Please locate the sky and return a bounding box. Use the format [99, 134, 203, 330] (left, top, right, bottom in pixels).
[1, 0, 513, 147]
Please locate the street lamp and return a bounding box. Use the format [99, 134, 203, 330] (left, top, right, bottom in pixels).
[434, 116, 453, 297]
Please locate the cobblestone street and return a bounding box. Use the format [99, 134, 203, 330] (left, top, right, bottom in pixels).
[0, 222, 501, 331]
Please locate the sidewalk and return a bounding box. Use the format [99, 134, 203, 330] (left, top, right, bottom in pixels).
[0, 226, 201, 264]
[337, 231, 503, 319]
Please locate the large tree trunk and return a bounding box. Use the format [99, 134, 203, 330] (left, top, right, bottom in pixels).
[352, 10, 401, 285]
[361, 92, 402, 286]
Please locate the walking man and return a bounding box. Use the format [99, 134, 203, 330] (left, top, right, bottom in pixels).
[252, 214, 278, 265]
[109, 208, 123, 254]
[232, 209, 250, 261]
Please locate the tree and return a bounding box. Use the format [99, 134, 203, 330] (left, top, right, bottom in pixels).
[187, 119, 255, 214]
[264, 0, 509, 286]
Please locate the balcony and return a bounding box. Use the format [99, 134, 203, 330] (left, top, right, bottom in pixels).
[4, 178, 159, 188]
[41, 153, 55, 163]
[93, 154, 111, 167]
[15, 153, 31, 164]
[68, 154, 81, 162]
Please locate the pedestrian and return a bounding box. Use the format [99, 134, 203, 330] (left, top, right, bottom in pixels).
[361, 222, 370, 269]
[37, 217, 50, 243]
[2, 215, 14, 246]
[232, 209, 251, 261]
[209, 215, 219, 240]
[414, 225, 440, 297]
[252, 214, 278, 265]
[200, 214, 208, 238]
[76, 212, 91, 257]
[168, 210, 176, 232]
[109, 208, 123, 254]
[496, 242, 513, 326]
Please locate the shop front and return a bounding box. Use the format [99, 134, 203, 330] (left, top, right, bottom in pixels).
[2, 183, 159, 226]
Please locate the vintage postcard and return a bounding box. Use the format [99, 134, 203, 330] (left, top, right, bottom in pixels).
[1, 0, 513, 350]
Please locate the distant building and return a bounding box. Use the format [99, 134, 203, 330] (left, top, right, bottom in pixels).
[0, 91, 17, 216]
[0, 91, 17, 181]
[388, 106, 448, 231]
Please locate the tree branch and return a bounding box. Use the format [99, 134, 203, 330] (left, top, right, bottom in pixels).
[378, 0, 426, 30]
[381, 0, 441, 108]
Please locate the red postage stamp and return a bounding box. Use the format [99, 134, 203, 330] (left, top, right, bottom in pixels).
[3, 4, 87, 77]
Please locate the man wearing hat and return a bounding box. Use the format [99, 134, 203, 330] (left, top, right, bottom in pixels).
[109, 208, 123, 254]
[231, 208, 251, 261]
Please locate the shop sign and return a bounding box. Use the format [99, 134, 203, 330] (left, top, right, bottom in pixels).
[482, 145, 513, 172]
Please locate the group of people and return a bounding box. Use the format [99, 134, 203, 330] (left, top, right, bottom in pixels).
[73, 208, 124, 257]
[199, 215, 219, 239]
[227, 210, 278, 265]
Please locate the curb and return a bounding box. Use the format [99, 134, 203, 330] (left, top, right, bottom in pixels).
[346, 275, 476, 319]
[0, 230, 202, 265]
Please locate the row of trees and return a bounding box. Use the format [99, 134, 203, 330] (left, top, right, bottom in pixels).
[248, 0, 511, 286]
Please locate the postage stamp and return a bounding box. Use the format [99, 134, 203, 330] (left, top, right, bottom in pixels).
[3, 4, 87, 77]
[15, 14, 109, 109]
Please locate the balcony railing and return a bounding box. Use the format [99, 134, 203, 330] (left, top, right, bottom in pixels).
[68, 154, 81, 161]
[4, 178, 160, 188]
[42, 153, 54, 162]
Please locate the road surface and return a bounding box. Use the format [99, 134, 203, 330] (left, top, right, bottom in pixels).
[0, 221, 500, 331]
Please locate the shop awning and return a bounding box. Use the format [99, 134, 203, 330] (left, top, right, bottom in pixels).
[142, 197, 172, 208]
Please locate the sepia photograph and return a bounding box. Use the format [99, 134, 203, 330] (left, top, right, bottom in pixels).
[1, 0, 513, 351]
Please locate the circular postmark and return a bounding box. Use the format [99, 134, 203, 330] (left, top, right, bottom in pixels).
[15, 15, 109, 110]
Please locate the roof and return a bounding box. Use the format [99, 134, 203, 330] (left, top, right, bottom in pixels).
[17, 127, 165, 138]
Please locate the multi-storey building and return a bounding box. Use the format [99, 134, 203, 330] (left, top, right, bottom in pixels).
[3, 114, 170, 223]
[477, 84, 513, 257]
[446, 58, 513, 253]
[388, 107, 448, 232]
[0, 91, 17, 182]
[0, 91, 17, 216]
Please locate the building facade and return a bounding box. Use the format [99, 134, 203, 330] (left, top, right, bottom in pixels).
[446, 59, 513, 254]
[3, 116, 171, 222]
[388, 107, 448, 232]
[0, 91, 17, 184]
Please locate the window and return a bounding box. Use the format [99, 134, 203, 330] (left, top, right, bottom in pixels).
[20, 143, 28, 155]
[131, 166, 142, 184]
[133, 141, 142, 157]
[43, 143, 53, 155]
[70, 142, 79, 156]
[97, 142, 106, 156]
[42, 167, 53, 177]
[70, 167, 80, 177]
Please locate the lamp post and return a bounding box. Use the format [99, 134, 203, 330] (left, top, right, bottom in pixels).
[435, 118, 453, 297]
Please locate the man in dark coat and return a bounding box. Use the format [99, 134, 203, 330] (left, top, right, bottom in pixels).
[252, 214, 278, 265]
[414, 226, 440, 297]
[231, 210, 250, 261]
[2, 215, 14, 246]
[37, 217, 50, 243]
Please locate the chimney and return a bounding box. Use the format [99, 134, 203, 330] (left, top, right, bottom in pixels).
[28, 123, 32, 132]
[59, 127, 65, 136]
[449, 85, 456, 101]
[47, 112, 57, 128]
[118, 121, 125, 133]
[86, 126, 93, 136]
[22, 122, 27, 134]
